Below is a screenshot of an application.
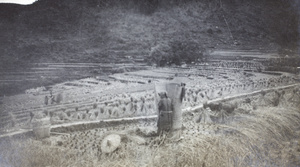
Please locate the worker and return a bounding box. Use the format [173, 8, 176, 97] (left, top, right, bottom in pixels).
[157, 92, 172, 134]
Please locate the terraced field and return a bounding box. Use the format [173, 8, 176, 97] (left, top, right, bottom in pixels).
[0, 51, 297, 134]
[0, 50, 299, 167]
[1, 80, 299, 167]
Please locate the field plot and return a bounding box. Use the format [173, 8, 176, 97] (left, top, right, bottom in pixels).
[0, 63, 297, 131]
[1, 84, 300, 167]
[0, 56, 299, 166]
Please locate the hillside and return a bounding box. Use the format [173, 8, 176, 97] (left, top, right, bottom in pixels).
[0, 0, 299, 66]
[0, 0, 299, 95]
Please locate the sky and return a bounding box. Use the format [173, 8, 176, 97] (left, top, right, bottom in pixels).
[0, 0, 37, 5]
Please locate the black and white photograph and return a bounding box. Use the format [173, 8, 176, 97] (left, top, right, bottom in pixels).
[0, 0, 299, 166]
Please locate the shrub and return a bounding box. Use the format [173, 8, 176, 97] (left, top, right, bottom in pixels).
[146, 43, 172, 66]
[169, 40, 205, 65]
[146, 40, 205, 67]
[220, 102, 237, 114]
[207, 102, 221, 111]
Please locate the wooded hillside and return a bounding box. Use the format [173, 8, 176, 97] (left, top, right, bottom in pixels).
[0, 0, 298, 67]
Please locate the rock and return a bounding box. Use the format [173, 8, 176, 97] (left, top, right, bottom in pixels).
[101, 134, 121, 153]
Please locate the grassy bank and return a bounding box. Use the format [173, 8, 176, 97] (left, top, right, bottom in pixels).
[1, 105, 299, 167]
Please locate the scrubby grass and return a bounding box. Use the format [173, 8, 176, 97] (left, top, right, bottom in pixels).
[150, 108, 300, 167]
[0, 139, 81, 167]
[1, 106, 300, 167]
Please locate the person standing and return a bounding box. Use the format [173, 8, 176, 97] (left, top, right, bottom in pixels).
[180, 83, 186, 102]
[44, 95, 48, 105]
[29, 111, 34, 122]
[157, 92, 172, 134]
[49, 91, 56, 104]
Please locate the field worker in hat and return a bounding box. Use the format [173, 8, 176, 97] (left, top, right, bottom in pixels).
[157, 92, 173, 134]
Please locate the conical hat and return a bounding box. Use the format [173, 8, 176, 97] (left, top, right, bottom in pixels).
[101, 134, 121, 153]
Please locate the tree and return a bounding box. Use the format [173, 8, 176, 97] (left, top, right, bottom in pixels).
[146, 40, 205, 67]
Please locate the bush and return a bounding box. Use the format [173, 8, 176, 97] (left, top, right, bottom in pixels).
[207, 102, 221, 111]
[146, 40, 205, 67]
[220, 102, 237, 114]
[170, 40, 205, 64]
[146, 43, 172, 66]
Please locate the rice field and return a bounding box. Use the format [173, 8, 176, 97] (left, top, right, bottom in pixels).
[0, 82, 300, 167]
[0, 59, 299, 167]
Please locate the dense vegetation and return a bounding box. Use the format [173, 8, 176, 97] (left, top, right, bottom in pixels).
[0, 0, 299, 68]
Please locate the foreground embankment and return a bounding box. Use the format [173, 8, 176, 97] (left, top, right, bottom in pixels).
[0, 84, 299, 167]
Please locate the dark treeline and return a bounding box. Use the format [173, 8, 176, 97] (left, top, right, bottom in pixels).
[0, 0, 298, 95]
[0, 0, 298, 67]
